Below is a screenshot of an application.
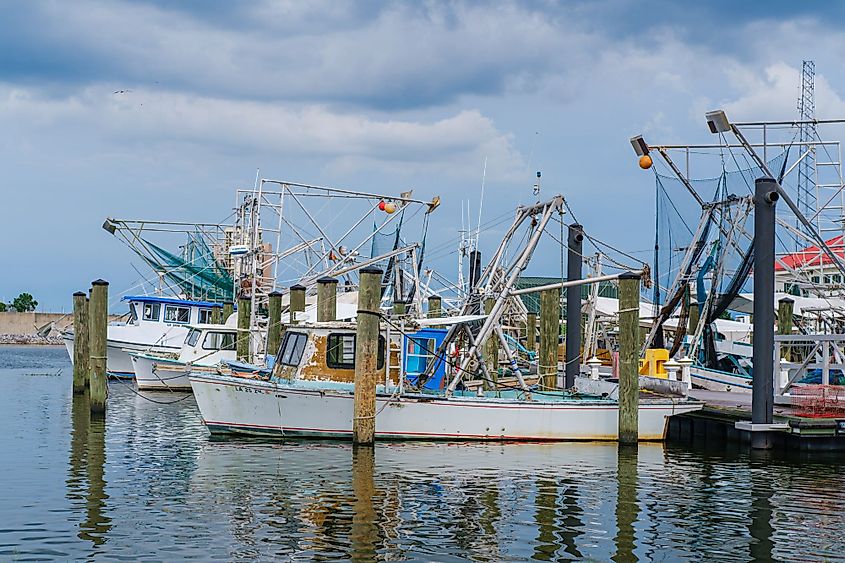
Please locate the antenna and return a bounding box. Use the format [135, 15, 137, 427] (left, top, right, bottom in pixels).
[476, 156, 487, 251]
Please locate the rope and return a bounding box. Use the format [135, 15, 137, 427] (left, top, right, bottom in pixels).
[110, 375, 194, 404]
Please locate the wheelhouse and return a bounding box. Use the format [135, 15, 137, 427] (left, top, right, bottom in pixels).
[123, 296, 224, 327]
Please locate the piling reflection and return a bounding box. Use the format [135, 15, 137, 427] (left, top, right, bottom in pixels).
[68, 394, 111, 547]
[748, 451, 774, 562]
[350, 446, 378, 562]
[614, 446, 639, 562]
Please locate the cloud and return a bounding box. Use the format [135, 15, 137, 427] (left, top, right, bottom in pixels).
[0, 84, 525, 179]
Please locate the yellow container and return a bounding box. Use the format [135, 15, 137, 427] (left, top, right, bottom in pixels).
[638, 348, 669, 378]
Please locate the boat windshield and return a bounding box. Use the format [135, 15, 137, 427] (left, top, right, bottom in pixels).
[185, 329, 200, 347]
[277, 332, 308, 367]
[203, 332, 236, 351]
[129, 303, 139, 325]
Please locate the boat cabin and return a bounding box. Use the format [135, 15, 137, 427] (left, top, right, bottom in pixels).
[272, 322, 401, 384]
[124, 296, 224, 327]
[179, 324, 239, 365]
[404, 327, 449, 390]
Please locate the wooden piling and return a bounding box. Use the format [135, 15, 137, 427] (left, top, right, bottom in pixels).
[483, 297, 499, 382]
[267, 291, 283, 358]
[317, 277, 338, 322]
[778, 297, 794, 361]
[392, 300, 407, 316]
[525, 312, 537, 353]
[222, 301, 234, 324]
[72, 291, 89, 394]
[539, 288, 560, 390]
[88, 280, 109, 414]
[289, 284, 306, 324]
[427, 295, 442, 318]
[211, 306, 222, 324]
[353, 267, 382, 445]
[617, 272, 641, 445]
[237, 297, 251, 361]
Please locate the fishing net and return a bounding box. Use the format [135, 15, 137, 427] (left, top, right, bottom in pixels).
[143, 232, 234, 302]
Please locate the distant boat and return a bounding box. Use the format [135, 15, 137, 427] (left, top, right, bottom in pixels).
[130, 322, 238, 391]
[62, 295, 225, 378]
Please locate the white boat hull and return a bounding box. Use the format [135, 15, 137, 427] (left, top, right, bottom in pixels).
[689, 366, 752, 393]
[190, 374, 703, 442]
[63, 333, 179, 379]
[130, 354, 191, 391]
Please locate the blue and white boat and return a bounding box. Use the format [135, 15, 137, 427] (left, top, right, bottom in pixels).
[62, 295, 225, 378]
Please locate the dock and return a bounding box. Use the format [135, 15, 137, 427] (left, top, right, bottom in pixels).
[668, 390, 845, 451]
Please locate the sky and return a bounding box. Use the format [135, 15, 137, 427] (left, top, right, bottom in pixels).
[2, 0, 845, 311]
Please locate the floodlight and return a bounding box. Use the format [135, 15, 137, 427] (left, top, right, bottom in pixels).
[102, 218, 117, 234]
[705, 110, 731, 134]
[629, 135, 649, 157]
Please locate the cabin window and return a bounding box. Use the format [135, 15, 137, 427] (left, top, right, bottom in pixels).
[186, 329, 201, 347]
[142, 303, 161, 321]
[835, 275, 843, 284]
[164, 305, 191, 323]
[326, 333, 385, 370]
[277, 332, 308, 367]
[197, 308, 213, 324]
[129, 304, 139, 324]
[812, 275, 820, 283]
[203, 331, 236, 351]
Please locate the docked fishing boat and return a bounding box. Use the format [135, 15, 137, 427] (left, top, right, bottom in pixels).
[63, 295, 224, 378]
[190, 323, 702, 441]
[129, 323, 238, 390]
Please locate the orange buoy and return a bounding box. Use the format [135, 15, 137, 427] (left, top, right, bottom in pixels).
[384, 202, 397, 214]
[639, 155, 653, 170]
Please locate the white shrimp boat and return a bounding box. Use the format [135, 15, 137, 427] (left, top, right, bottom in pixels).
[129, 323, 238, 391]
[190, 323, 703, 442]
[62, 295, 224, 378]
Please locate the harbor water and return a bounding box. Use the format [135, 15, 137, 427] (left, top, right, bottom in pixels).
[2, 345, 845, 561]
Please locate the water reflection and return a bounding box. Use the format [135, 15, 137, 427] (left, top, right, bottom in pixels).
[351, 446, 378, 562]
[748, 451, 774, 562]
[614, 446, 639, 562]
[67, 394, 111, 548]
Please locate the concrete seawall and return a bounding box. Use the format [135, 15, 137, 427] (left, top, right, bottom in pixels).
[0, 312, 123, 345]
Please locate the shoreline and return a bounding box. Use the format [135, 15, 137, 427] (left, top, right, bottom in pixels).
[0, 335, 63, 346]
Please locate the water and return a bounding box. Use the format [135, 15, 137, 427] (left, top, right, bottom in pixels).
[2, 345, 845, 561]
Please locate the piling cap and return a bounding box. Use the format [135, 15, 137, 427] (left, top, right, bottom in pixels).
[360, 266, 384, 275]
[428, 294, 441, 300]
[618, 271, 641, 280]
[317, 277, 338, 284]
[91, 279, 109, 286]
[269, 291, 284, 297]
[290, 284, 306, 291]
[779, 296, 795, 304]
[73, 291, 86, 297]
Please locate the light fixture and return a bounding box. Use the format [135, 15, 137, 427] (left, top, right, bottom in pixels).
[102, 218, 117, 234]
[629, 135, 649, 157]
[705, 110, 731, 134]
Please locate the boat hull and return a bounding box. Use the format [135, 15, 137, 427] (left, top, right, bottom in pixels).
[130, 354, 192, 391]
[63, 333, 179, 379]
[690, 366, 752, 393]
[190, 374, 702, 442]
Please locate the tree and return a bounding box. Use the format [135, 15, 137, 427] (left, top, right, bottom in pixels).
[0, 302, 5, 312]
[10, 293, 37, 312]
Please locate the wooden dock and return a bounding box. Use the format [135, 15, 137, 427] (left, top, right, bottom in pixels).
[668, 390, 845, 451]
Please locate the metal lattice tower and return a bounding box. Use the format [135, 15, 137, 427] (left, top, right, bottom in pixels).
[797, 60, 817, 233]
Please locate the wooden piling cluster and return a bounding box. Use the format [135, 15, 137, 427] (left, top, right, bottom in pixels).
[539, 288, 560, 389]
[617, 272, 641, 445]
[483, 297, 499, 383]
[71, 292, 89, 394]
[525, 312, 537, 354]
[353, 267, 382, 445]
[267, 291, 283, 357]
[289, 284, 306, 324]
[237, 297, 251, 360]
[88, 280, 109, 414]
[222, 302, 234, 323]
[778, 297, 794, 361]
[317, 277, 338, 322]
[427, 295, 442, 319]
